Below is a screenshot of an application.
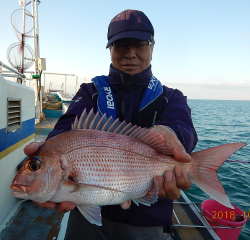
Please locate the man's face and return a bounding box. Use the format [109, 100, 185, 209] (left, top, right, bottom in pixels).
[109, 38, 153, 75]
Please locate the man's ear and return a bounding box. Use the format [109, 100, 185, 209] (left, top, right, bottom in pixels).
[151, 46, 154, 61]
[109, 46, 113, 61]
[109, 45, 113, 58]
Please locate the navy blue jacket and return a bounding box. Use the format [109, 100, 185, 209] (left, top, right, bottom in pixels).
[47, 64, 198, 227]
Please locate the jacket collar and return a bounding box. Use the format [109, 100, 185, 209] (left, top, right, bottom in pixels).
[109, 64, 152, 90]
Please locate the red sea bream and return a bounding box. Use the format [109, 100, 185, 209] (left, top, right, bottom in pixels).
[10, 109, 246, 226]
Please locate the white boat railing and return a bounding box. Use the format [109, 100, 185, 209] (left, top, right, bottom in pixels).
[42, 72, 91, 94]
[0, 64, 91, 96]
[0, 61, 26, 79]
[42, 72, 75, 93]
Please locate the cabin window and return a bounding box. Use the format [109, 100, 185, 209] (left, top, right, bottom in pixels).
[7, 98, 21, 132]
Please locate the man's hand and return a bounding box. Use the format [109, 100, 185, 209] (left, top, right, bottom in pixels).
[151, 125, 192, 200]
[32, 201, 76, 213]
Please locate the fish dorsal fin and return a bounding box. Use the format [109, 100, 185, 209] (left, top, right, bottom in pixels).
[72, 109, 173, 155]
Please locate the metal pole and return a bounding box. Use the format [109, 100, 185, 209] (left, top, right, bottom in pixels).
[43, 73, 45, 92]
[31, 0, 38, 102]
[75, 76, 78, 94]
[65, 75, 67, 92]
[34, 0, 40, 63]
[21, 0, 27, 76]
[32, 0, 42, 120]
[35, 0, 43, 121]
[0, 61, 26, 78]
[31, 0, 37, 73]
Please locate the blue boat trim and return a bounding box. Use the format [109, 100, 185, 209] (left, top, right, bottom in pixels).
[0, 118, 35, 152]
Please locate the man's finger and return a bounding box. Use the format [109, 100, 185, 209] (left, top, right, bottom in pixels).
[157, 171, 180, 200]
[32, 201, 56, 209]
[55, 201, 76, 213]
[120, 200, 131, 209]
[24, 141, 45, 156]
[33, 201, 76, 213]
[155, 176, 166, 198]
[173, 148, 191, 163]
[163, 170, 180, 200]
[151, 125, 191, 163]
[168, 132, 191, 163]
[174, 167, 192, 190]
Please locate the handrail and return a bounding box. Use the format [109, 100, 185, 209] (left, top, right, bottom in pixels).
[43, 72, 75, 93]
[43, 72, 75, 76]
[0, 61, 26, 78]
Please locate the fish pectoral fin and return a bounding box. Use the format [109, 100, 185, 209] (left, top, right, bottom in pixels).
[133, 179, 158, 206]
[67, 179, 125, 193]
[77, 204, 102, 226]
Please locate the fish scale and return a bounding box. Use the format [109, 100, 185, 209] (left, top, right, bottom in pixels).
[54, 128, 171, 204]
[10, 109, 247, 226]
[67, 146, 165, 195]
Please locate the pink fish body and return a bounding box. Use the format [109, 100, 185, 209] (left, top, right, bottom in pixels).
[11, 109, 246, 226]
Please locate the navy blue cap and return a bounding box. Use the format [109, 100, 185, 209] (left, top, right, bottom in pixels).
[106, 9, 154, 48]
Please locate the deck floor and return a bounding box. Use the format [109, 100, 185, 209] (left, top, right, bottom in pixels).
[0, 201, 68, 240]
[35, 118, 58, 136]
[172, 193, 220, 240]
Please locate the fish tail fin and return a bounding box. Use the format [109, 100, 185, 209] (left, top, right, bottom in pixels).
[189, 143, 246, 209]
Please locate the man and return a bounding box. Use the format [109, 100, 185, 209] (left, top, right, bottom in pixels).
[24, 9, 197, 240]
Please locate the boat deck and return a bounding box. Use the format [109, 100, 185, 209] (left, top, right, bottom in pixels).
[0, 193, 220, 240]
[35, 118, 59, 137]
[172, 192, 220, 240]
[0, 201, 69, 240]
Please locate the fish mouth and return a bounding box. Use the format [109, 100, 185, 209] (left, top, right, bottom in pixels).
[10, 184, 27, 194]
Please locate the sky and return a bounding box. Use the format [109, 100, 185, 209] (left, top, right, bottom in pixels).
[0, 0, 249, 100]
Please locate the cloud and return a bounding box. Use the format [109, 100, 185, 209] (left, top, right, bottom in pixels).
[191, 82, 249, 90]
[165, 81, 250, 100]
[239, 35, 248, 38]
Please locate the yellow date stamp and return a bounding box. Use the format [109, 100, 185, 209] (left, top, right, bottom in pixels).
[212, 211, 249, 220]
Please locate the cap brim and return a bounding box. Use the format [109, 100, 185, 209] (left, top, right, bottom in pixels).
[106, 31, 152, 48]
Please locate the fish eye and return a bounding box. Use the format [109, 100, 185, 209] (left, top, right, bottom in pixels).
[28, 159, 42, 171]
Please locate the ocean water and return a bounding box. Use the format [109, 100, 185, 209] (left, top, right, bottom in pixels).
[186, 99, 250, 240]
